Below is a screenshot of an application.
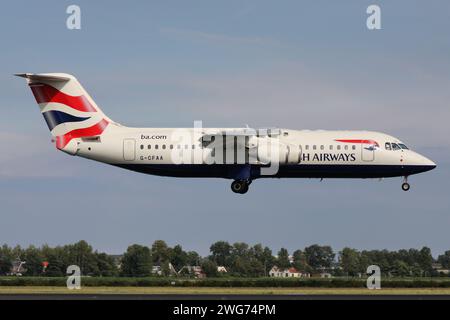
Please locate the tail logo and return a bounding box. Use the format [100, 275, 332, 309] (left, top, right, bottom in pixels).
[30, 83, 108, 148]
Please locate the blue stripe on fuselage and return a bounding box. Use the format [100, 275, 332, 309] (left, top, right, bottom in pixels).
[42, 110, 90, 131]
[109, 164, 436, 179]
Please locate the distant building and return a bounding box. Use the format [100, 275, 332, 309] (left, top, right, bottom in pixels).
[432, 263, 450, 275]
[9, 259, 26, 276]
[178, 266, 206, 278]
[152, 263, 177, 276]
[109, 254, 123, 270]
[269, 266, 303, 278]
[217, 266, 227, 273]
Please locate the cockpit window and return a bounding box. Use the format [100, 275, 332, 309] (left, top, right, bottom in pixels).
[398, 143, 409, 150]
[385, 142, 391, 150]
[391, 143, 401, 151]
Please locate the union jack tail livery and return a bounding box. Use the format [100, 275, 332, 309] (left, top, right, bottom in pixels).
[16, 72, 435, 194]
[15, 73, 111, 153]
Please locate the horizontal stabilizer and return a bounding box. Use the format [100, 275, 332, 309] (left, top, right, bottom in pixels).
[14, 73, 71, 82]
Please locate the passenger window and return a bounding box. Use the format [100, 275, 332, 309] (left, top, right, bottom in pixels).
[170, 145, 173, 149]
[391, 143, 400, 151]
[185, 145, 188, 149]
[305, 145, 309, 150]
[352, 145, 356, 150]
[140, 145, 144, 150]
[155, 145, 159, 150]
[148, 145, 151, 149]
[337, 145, 341, 150]
[162, 145, 166, 149]
[329, 145, 333, 150]
[344, 145, 348, 150]
[385, 142, 391, 150]
[320, 145, 324, 150]
[313, 145, 317, 150]
[192, 145, 195, 149]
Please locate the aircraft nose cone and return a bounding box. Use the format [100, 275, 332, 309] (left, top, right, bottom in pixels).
[421, 155, 436, 169]
[411, 152, 436, 173]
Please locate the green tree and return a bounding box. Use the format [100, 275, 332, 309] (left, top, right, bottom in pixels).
[276, 248, 291, 269]
[210, 241, 232, 266]
[304, 245, 335, 272]
[231, 242, 250, 259]
[392, 260, 410, 277]
[262, 247, 276, 276]
[95, 252, 118, 276]
[247, 258, 265, 277]
[437, 251, 450, 269]
[339, 248, 360, 276]
[151, 240, 170, 265]
[0, 244, 13, 275]
[250, 245, 275, 276]
[186, 251, 201, 266]
[170, 245, 188, 271]
[418, 247, 433, 276]
[44, 250, 65, 277]
[121, 244, 152, 277]
[201, 259, 218, 277]
[292, 249, 310, 273]
[23, 246, 44, 276]
[65, 240, 99, 275]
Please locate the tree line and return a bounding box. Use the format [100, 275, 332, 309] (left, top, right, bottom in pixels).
[0, 240, 449, 278]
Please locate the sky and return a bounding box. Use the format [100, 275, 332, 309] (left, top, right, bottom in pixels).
[0, 1, 449, 257]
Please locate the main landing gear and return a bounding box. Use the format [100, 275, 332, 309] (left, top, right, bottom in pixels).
[401, 176, 410, 191]
[231, 180, 251, 194]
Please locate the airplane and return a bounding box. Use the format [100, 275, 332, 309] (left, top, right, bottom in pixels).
[16, 73, 436, 194]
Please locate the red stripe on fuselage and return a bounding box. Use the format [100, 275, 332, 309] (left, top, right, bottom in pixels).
[335, 139, 379, 146]
[29, 83, 97, 113]
[56, 119, 108, 149]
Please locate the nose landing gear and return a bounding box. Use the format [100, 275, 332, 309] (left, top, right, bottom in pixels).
[401, 176, 410, 191]
[231, 180, 251, 194]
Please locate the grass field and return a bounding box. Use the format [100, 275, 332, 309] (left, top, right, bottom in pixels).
[0, 286, 450, 295]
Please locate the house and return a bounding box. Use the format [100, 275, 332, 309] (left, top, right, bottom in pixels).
[432, 263, 450, 275]
[152, 262, 177, 276]
[9, 259, 26, 276]
[109, 254, 123, 270]
[269, 266, 302, 278]
[178, 266, 206, 278]
[320, 272, 332, 278]
[217, 266, 227, 273]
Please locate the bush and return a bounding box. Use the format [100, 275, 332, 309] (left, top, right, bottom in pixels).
[0, 276, 449, 288]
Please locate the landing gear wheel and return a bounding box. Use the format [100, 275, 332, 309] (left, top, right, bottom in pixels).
[231, 180, 249, 194]
[402, 182, 410, 191]
[240, 182, 249, 194]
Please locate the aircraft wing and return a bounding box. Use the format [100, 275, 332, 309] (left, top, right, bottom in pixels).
[199, 128, 281, 149]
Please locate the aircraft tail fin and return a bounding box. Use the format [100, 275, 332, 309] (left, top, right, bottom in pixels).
[15, 73, 112, 151]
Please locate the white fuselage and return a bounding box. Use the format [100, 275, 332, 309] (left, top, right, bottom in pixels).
[16, 72, 436, 192]
[73, 124, 436, 180]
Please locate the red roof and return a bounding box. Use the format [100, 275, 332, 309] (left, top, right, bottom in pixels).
[288, 267, 299, 273]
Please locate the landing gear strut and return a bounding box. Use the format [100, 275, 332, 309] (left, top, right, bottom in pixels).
[231, 180, 250, 194]
[402, 176, 410, 191]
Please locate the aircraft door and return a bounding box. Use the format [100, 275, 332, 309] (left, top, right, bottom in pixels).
[286, 144, 302, 164]
[361, 144, 375, 161]
[123, 138, 136, 161]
